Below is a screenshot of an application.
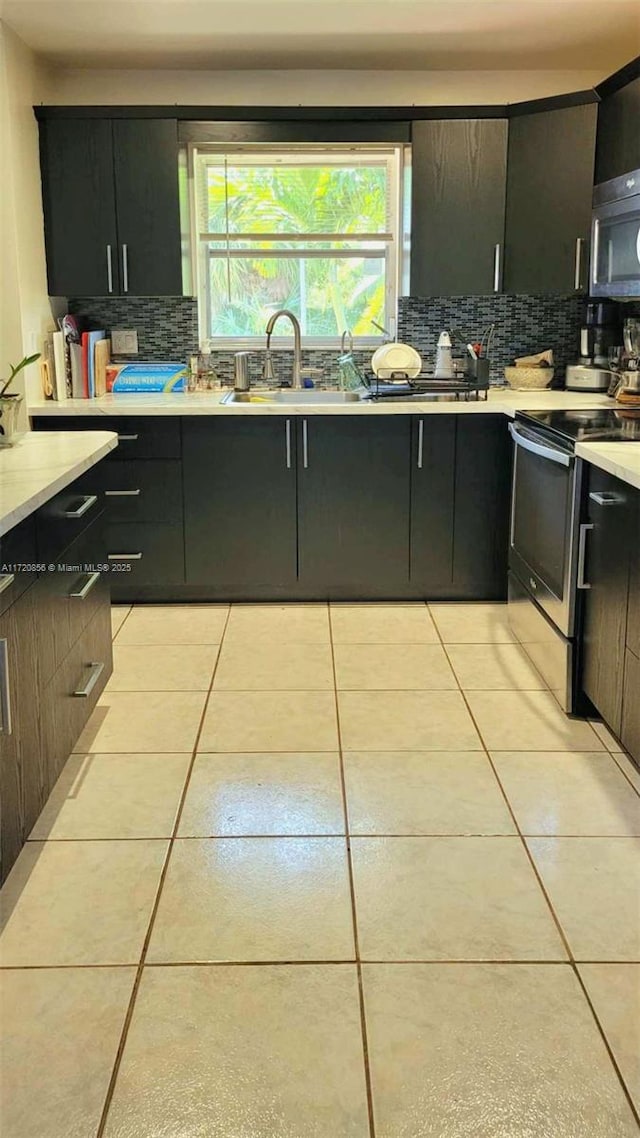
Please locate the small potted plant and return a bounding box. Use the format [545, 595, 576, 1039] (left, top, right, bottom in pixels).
[0, 354, 40, 446]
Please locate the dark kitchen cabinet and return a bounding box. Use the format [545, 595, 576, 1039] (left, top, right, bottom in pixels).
[411, 119, 508, 296]
[621, 650, 640, 764]
[297, 416, 411, 595]
[410, 416, 456, 591]
[581, 468, 634, 738]
[453, 416, 511, 599]
[183, 418, 297, 591]
[39, 118, 117, 296]
[504, 103, 597, 293]
[39, 119, 182, 297]
[0, 588, 44, 885]
[595, 75, 640, 184]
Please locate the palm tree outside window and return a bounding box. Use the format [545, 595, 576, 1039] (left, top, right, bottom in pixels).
[188, 145, 405, 347]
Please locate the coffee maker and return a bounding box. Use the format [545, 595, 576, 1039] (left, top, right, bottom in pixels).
[565, 300, 622, 391]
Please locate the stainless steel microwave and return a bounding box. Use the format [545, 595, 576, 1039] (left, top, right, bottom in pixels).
[591, 168, 640, 297]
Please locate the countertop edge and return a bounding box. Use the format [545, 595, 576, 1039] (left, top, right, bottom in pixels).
[575, 441, 640, 492]
[0, 431, 118, 538]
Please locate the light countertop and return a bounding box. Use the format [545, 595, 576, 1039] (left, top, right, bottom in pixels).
[28, 388, 614, 419]
[576, 441, 640, 492]
[0, 430, 118, 537]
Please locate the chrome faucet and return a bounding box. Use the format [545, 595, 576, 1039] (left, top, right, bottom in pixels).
[265, 310, 302, 389]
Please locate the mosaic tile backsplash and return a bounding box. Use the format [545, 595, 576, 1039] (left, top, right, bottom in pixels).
[70, 292, 588, 386]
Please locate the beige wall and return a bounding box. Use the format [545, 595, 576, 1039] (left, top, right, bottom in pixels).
[0, 22, 53, 421]
[44, 66, 602, 107]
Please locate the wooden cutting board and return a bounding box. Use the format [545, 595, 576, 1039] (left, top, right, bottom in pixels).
[94, 337, 111, 398]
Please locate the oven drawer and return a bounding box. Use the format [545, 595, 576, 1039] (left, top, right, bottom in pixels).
[508, 572, 573, 711]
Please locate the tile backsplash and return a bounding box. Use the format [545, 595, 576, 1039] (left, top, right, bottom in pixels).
[70, 292, 587, 386]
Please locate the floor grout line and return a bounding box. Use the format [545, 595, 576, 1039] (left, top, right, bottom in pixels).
[94, 603, 233, 1138]
[328, 603, 378, 1138]
[430, 615, 640, 1129]
[24, 831, 640, 843]
[3, 957, 637, 972]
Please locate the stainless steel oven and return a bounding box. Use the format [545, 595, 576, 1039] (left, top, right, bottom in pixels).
[508, 420, 585, 640]
[591, 169, 640, 298]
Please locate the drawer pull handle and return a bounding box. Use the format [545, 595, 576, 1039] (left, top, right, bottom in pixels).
[108, 552, 143, 560]
[302, 419, 309, 469]
[589, 491, 621, 507]
[69, 571, 101, 600]
[0, 573, 15, 595]
[62, 494, 97, 519]
[0, 638, 12, 735]
[285, 419, 291, 470]
[117, 434, 139, 442]
[73, 661, 104, 698]
[417, 419, 424, 469]
[105, 489, 141, 497]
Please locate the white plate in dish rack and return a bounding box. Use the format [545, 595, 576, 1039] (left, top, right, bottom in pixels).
[371, 342, 422, 379]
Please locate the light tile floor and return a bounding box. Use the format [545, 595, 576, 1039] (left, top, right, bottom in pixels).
[1, 601, 639, 1138]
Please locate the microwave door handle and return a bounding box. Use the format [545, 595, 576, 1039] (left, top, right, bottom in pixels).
[508, 422, 572, 468]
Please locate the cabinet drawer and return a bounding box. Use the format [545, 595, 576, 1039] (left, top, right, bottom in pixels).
[36, 517, 109, 684]
[0, 515, 38, 615]
[41, 601, 112, 787]
[106, 522, 184, 588]
[101, 459, 183, 524]
[621, 649, 640, 765]
[33, 416, 181, 460]
[36, 482, 103, 563]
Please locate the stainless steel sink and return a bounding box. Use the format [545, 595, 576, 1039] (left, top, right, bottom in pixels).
[221, 388, 369, 405]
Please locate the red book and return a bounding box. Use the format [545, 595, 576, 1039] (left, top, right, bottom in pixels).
[81, 332, 90, 398]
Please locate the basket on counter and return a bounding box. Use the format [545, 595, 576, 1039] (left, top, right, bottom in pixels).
[504, 366, 554, 391]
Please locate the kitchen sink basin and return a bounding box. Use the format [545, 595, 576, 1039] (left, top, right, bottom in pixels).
[221, 388, 369, 405]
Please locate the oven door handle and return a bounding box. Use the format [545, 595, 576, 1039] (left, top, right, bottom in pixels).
[508, 422, 573, 468]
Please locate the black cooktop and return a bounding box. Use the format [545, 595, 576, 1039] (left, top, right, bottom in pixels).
[517, 408, 640, 444]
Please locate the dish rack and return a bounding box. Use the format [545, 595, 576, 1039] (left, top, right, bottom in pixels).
[366, 374, 490, 401]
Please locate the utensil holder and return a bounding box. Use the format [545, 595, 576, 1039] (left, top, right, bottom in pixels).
[465, 357, 490, 384]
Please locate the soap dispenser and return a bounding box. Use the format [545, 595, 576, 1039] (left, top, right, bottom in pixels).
[434, 331, 455, 379]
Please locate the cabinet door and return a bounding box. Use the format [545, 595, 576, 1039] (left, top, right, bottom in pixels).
[0, 590, 45, 884]
[39, 119, 118, 296]
[621, 650, 640, 764]
[581, 469, 632, 735]
[595, 76, 640, 184]
[183, 418, 297, 590]
[297, 416, 411, 595]
[626, 494, 640, 658]
[411, 119, 507, 296]
[453, 416, 511, 600]
[410, 416, 456, 592]
[504, 103, 597, 293]
[113, 120, 182, 296]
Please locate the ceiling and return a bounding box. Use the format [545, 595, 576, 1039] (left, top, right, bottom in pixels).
[2, 0, 639, 74]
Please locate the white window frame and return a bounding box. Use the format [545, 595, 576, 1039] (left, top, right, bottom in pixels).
[187, 142, 404, 350]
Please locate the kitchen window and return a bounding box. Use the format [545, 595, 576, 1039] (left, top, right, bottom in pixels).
[188, 145, 405, 347]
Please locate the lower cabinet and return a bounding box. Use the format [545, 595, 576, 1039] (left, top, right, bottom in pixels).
[410, 416, 456, 592]
[453, 416, 511, 599]
[0, 469, 112, 884]
[183, 417, 297, 593]
[580, 467, 639, 761]
[297, 416, 411, 596]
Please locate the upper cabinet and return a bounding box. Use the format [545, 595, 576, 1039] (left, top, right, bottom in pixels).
[39, 118, 182, 297]
[411, 119, 507, 296]
[503, 103, 597, 294]
[595, 75, 640, 184]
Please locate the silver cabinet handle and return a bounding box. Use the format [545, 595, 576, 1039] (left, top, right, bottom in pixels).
[69, 571, 101, 600]
[106, 244, 113, 293]
[73, 661, 104, 698]
[122, 244, 129, 293]
[0, 574, 15, 595]
[493, 242, 502, 292]
[108, 552, 142, 560]
[117, 433, 139, 442]
[105, 489, 141, 497]
[592, 220, 600, 287]
[417, 419, 424, 469]
[285, 419, 292, 470]
[589, 491, 621, 506]
[62, 494, 97, 519]
[302, 419, 309, 469]
[0, 638, 11, 735]
[576, 522, 594, 589]
[574, 237, 584, 290]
